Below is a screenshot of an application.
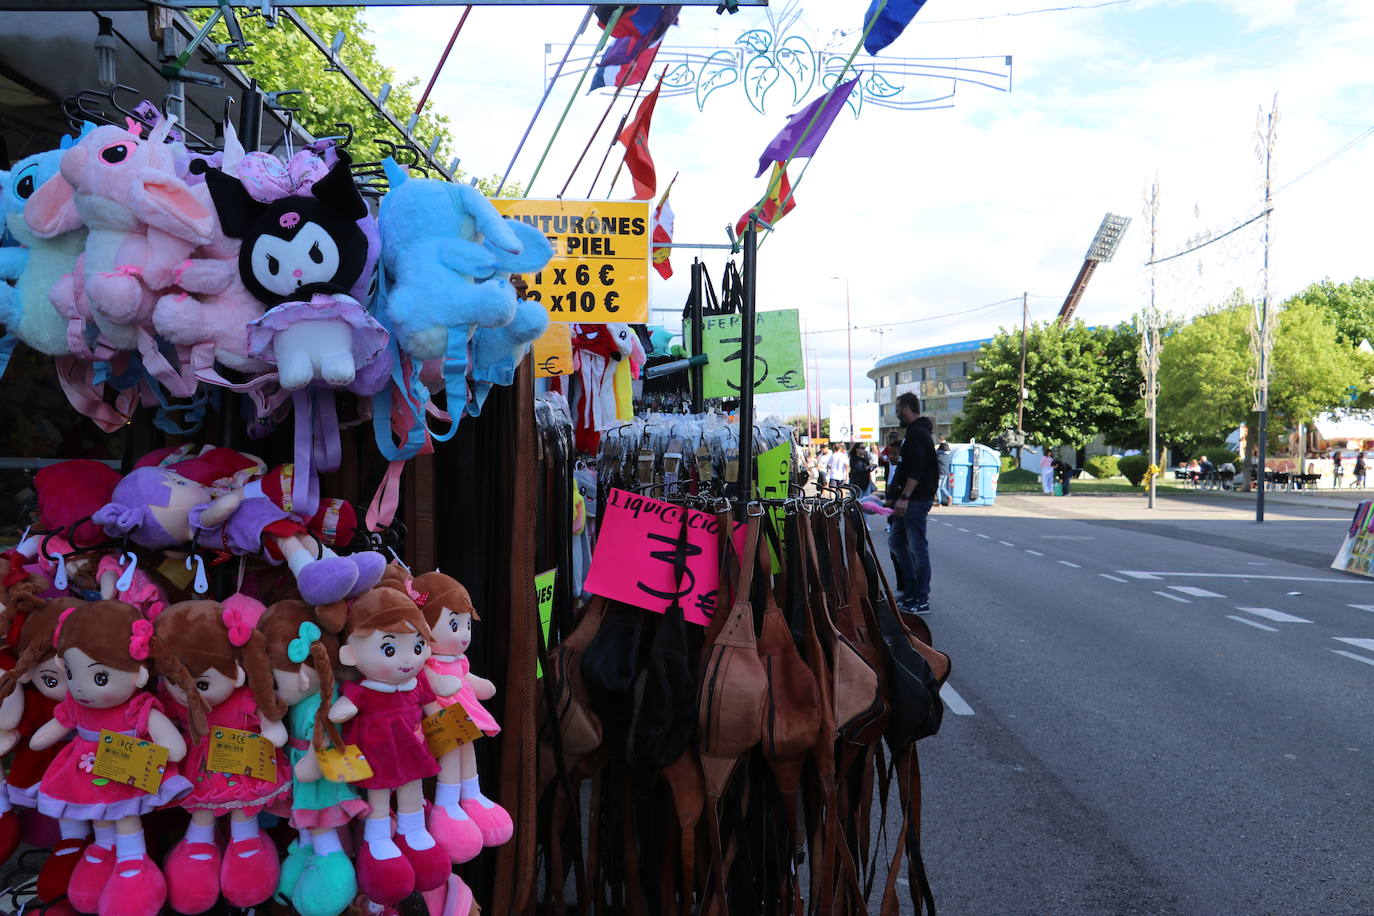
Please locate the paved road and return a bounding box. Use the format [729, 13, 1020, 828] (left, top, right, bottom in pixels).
[882, 493, 1374, 915]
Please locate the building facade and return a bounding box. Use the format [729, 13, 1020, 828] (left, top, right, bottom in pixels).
[868, 338, 990, 440]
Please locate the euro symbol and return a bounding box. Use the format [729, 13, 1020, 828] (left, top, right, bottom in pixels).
[599, 264, 615, 286]
[604, 291, 620, 312]
[539, 356, 562, 374]
[776, 369, 800, 389]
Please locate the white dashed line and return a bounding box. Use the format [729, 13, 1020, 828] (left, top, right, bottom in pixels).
[999, 540, 1016, 547]
[1169, 586, 1226, 598]
[1025, 549, 1045, 556]
[958, 527, 970, 533]
[1334, 637, 1374, 652]
[1228, 615, 1278, 632]
[1349, 605, 1374, 613]
[976, 534, 991, 539]
[1154, 590, 1191, 603]
[1058, 561, 1081, 568]
[1120, 572, 1372, 584]
[940, 683, 975, 716]
[1236, 607, 1312, 624]
[1121, 571, 1163, 579]
[1099, 574, 1128, 583]
[1332, 650, 1374, 668]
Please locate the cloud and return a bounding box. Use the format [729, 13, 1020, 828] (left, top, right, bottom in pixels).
[365, 0, 1374, 416]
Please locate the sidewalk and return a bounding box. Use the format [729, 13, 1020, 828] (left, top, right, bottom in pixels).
[1189, 484, 1371, 513]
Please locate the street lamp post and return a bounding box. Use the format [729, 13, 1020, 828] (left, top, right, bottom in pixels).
[831, 276, 853, 442]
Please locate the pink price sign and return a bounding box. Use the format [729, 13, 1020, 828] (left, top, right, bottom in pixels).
[584, 488, 744, 626]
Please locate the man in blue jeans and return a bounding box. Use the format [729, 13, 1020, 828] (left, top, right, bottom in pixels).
[887, 392, 938, 615]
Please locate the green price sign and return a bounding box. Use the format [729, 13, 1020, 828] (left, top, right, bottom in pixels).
[697, 308, 805, 399]
[534, 568, 557, 678]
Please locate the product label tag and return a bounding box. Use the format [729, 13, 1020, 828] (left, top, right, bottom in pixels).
[92, 730, 168, 794]
[422, 705, 483, 757]
[157, 557, 195, 591]
[206, 726, 277, 783]
[316, 744, 374, 784]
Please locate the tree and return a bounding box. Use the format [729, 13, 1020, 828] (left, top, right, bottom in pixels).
[191, 8, 520, 194]
[1092, 322, 1147, 450]
[1157, 294, 1368, 449]
[1286, 277, 1374, 348]
[952, 321, 1121, 450]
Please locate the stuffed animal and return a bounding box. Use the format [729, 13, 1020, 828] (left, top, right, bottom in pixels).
[91, 460, 385, 606]
[411, 571, 513, 854]
[0, 141, 88, 356]
[467, 296, 549, 417]
[25, 117, 215, 355]
[325, 587, 459, 905]
[570, 322, 638, 454]
[202, 150, 390, 393]
[377, 162, 553, 362]
[151, 596, 289, 913]
[0, 601, 192, 916]
[260, 599, 364, 916]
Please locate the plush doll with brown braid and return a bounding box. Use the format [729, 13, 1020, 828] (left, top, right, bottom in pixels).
[260, 599, 366, 916]
[0, 600, 192, 916]
[151, 596, 289, 914]
[0, 593, 83, 902]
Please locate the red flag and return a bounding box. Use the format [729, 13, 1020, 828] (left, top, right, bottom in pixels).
[616, 78, 663, 200]
[737, 162, 797, 235]
[651, 177, 676, 279]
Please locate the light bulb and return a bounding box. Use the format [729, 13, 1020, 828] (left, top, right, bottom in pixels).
[94, 16, 117, 89]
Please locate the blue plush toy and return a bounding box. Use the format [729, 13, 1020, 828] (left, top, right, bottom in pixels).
[377, 160, 553, 363]
[467, 297, 550, 416]
[0, 139, 88, 356]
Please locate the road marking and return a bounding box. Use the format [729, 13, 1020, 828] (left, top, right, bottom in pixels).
[1332, 649, 1374, 668]
[1227, 615, 1278, 632]
[1041, 535, 1094, 540]
[941, 683, 975, 716]
[1334, 637, 1374, 652]
[976, 533, 991, 539]
[1118, 572, 1372, 584]
[1099, 574, 1128, 583]
[999, 540, 1016, 547]
[1349, 605, 1374, 613]
[1058, 560, 1081, 568]
[1170, 586, 1226, 598]
[958, 527, 970, 532]
[1025, 549, 1045, 556]
[1154, 590, 1191, 603]
[1236, 607, 1312, 624]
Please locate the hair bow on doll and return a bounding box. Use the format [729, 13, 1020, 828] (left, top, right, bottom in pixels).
[52, 607, 77, 649]
[287, 621, 322, 664]
[128, 619, 154, 660]
[221, 593, 267, 647]
[403, 582, 430, 607]
[235, 150, 329, 204]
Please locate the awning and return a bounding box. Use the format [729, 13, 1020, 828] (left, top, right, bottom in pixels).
[1313, 412, 1374, 442]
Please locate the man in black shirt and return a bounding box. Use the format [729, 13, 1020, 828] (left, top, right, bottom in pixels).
[888, 392, 937, 614]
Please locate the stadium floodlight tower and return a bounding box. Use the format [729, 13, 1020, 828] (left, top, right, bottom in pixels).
[1056, 213, 1132, 325]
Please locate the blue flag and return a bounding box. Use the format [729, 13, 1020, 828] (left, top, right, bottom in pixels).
[862, 0, 929, 55]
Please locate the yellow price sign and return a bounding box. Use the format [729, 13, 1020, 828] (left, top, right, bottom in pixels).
[492, 199, 650, 323]
[421, 706, 484, 758]
[316, 744, 374, 784]
[532, 322, 574, 378]
[93, 730, 168, 795]
[206, 727, 278, 783]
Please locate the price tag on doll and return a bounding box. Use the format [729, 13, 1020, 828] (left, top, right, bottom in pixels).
[316, 744, 374, 784]
[206, 727, 278, 783]
[93, 730, 168, 795]
[422, 706, 484, 757]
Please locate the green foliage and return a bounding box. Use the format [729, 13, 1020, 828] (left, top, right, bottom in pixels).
[196, 9, 461, 173]
[1118, 454, 1149, 486]
[952, 321, 1124, 450]
[1158, 294, 1366, 447]
[1286, 277, 1374, 348]
[1092, 323, 1147, 449]
[1000, 455, 1018, 472]
[1083, 455, 1120, 479]
[1000, 468, 1038, 484]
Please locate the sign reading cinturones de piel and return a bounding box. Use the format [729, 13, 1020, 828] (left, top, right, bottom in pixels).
[494, 199, 650, 323]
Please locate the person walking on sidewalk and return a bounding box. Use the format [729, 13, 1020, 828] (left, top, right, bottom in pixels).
[936, 436, 953, 506]
[1356, 452, 1367, 489]
[1333, 451, 1344, 488]
[888, 392, 937, 615]
[1040, 451, 1055, 495]
[825, 442, 849, 492]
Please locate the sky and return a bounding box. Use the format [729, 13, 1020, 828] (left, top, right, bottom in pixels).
[364, 0, 1374, 419]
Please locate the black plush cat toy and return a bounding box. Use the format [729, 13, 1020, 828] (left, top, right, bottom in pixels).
[203, 151, 389, 394]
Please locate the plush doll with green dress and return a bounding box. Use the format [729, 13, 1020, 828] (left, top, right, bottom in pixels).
[261, 600, 367, 916]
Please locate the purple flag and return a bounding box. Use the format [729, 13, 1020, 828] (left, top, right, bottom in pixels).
[754, 76, 860, 177]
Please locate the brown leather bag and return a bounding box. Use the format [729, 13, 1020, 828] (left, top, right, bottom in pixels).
[539, 596, 607, 785]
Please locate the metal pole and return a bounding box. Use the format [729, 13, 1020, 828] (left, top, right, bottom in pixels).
[737, 222, 758, 511]
[802, 315, 813, 440]
[1144, 176, 1160, 510]
[689, 259, 704, 414]
[238, 79, 262, 152]
[1256, 99, 1277, 524]
[846, 279, 854, 444]
[1016, 290, 1028, 432]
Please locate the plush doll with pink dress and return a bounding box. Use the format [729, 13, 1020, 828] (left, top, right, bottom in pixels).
[0, 601, 192, 916]
[325, 587, 460, 906]
[151, 596, 289, 913]
[411, 571, 512, 854]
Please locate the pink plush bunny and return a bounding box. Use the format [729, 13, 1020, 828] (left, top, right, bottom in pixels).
[25, 117, 215, 356]
[152, 124, 269, 377]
